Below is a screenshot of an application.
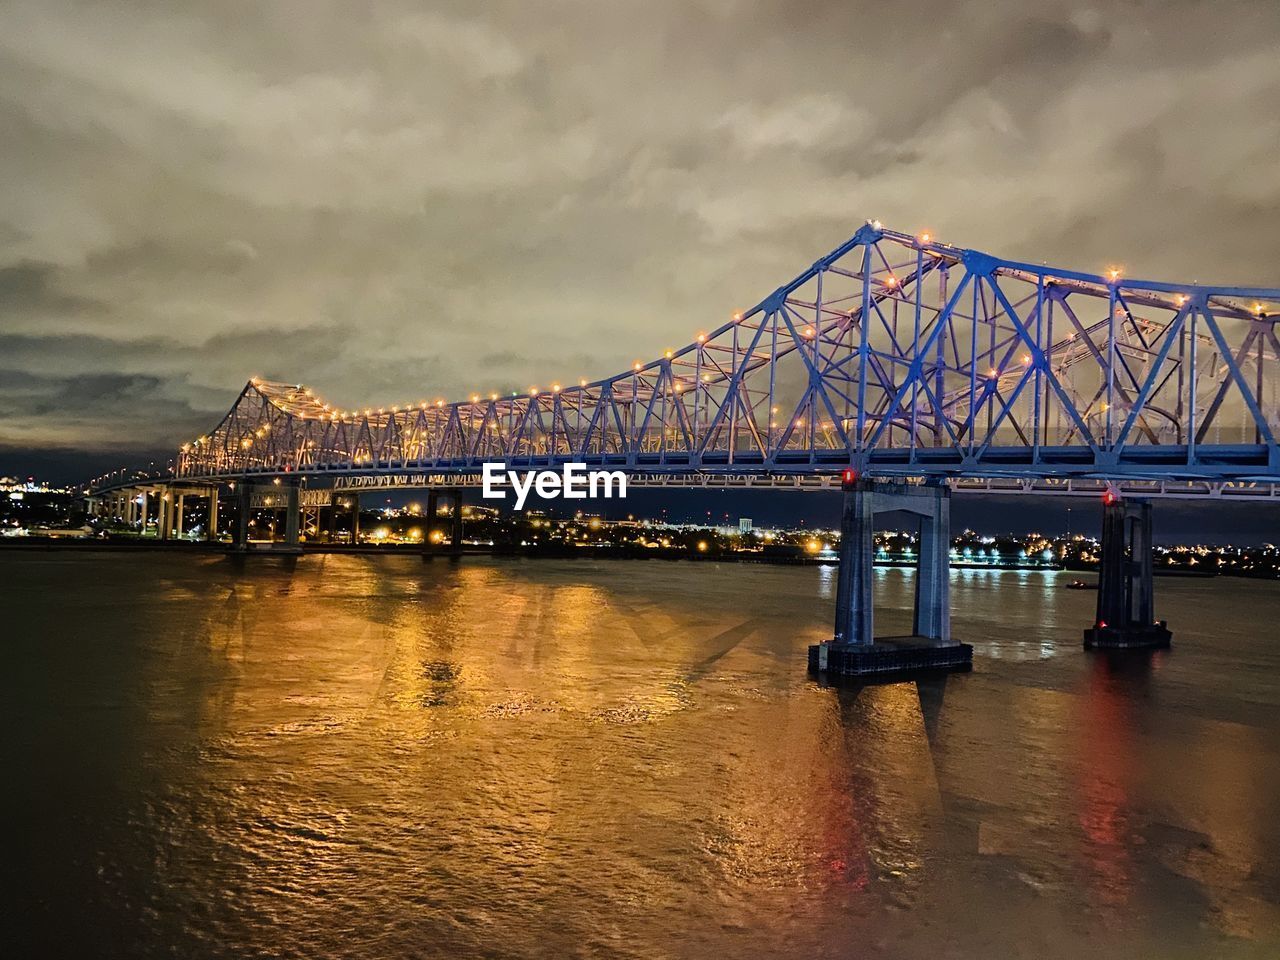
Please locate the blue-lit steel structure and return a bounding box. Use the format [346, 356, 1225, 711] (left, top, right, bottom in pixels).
[92, 222, 1280, 493]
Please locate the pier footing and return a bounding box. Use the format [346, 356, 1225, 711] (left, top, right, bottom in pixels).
[809, 636, 973, 679]
[1083, 620, 1172, 650]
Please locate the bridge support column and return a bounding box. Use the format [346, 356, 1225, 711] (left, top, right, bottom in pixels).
[833, 482, 874, 646]
[811, 478, 971, 680]
[234, 482, 251, 550]
[138, 491, 149, 533]
[176, 494, 185, 538]
[283, 481, 301, 548]
[206, 489, 219, 542]
[158, 489, 173, 541]
[1084, 496, 1171, 649]
[350, 493, 361, 545]
[449, 491, 464, 557]
[421, 491, 440, 559]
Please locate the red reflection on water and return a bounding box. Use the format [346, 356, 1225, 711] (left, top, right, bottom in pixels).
[1075, 654, 1157, 909]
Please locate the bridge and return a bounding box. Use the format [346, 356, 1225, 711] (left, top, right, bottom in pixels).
[86, 222, 1280, 675]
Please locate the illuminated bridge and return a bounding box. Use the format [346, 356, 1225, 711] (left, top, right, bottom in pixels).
[87, 222, 1280, 671]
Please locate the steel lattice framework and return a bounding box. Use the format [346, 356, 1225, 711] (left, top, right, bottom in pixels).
[153, 223, 1279, 488]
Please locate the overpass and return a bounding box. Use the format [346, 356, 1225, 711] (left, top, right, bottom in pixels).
[86, 222, 1280, 674]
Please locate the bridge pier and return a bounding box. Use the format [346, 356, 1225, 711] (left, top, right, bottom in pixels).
[233, 482, 251, 550]
[1084, 496, 1172, 650]
[811, 477, 972, 680]
[449, 491, 464, 556]
[206, 488, 219, 542]
[421, 491, 440, 558]
[421, 490, 463, 558]
[283, 480, 301, 548]
[158, 489, 173, 541]
[326, 497, 338, 543]
[350, 493, 361, 544]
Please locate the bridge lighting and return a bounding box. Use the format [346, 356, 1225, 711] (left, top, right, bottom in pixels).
[552, 384, 561, 393]
[1103, 490, 1117, 505]
[883, 275, 898, 288]
[492, 393, 500, 400]
[471, 395, 479, 403]
[634, 361, 643, 371]
[803, 327, 814, 338]
[530, 387, 539, 396]
[436, 400, 445, 407]
[988, 368, 998, 378]
[578, 380, 587, 388]
[697, 540, 708, 552]
[664, 349, 673, 358]
[918, 232, 931, 244]
[1108, 267, 1122, 282]
[1254, 303, 1265, 315]
[674, 383, 683, 393]
[733, 312, 743, 322]
[1175, 294, 1188, 306]
[872, 219, 882, 230]
[1022, 354, 1031, 364]
[697, 332, 706, 342]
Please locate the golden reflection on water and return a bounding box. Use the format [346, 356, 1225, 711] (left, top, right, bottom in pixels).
[7, 552, 1280, 958]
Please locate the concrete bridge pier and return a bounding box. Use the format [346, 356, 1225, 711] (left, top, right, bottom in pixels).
[421, 491, 440, 558]
[283, 480, 301, 549]
[206, 488, 219, 542]
[422, 490, 463, 559]
[1084, 496, 1172, 649]
[325, 496, 338, 543]
[811, 476, 972, 679]
[350, 493, 361, 544]
[158, 488, 174, 540]
[232, 482, 251, 550]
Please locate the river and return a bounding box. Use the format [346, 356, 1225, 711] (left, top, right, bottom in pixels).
[6, 551, 1280, 958]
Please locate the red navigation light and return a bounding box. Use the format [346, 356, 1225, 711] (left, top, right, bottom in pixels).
[1098, 620, 1108, 629]
[841, 468, 858, 487]
[1102, 490, 1116, 505]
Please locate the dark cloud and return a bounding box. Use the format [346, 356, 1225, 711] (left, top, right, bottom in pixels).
[0, 0, 1278, 479]
[0, 261, 104, 315]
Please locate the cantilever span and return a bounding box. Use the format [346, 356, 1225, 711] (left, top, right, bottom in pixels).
[158, 222, 1278, 488]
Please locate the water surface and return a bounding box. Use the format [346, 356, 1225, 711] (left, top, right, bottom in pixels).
[6, 552, 1280, 958]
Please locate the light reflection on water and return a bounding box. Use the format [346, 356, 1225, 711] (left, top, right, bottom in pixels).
[6, 552, 1280, 958]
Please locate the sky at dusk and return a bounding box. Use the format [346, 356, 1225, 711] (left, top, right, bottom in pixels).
[2, 0, 1280, 498]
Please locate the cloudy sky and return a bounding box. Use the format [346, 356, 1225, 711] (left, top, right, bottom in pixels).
[2, 0, 1279, 480]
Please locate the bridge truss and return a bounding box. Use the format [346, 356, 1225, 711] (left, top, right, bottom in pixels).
[112, 223, 1280, 493]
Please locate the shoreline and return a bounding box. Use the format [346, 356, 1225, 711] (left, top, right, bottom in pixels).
[0, 537, 1238, 578]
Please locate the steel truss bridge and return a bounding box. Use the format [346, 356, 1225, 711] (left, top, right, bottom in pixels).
[90, 222, 1280, 500]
